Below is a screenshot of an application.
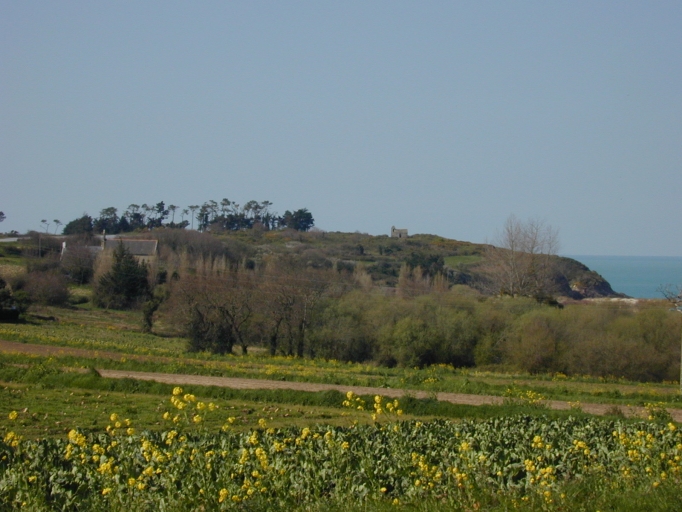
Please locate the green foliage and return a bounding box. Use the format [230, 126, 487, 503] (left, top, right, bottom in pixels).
[645, 402, 674, 423]
[1, 404, 681, 511]
[280, 208, 314, 231]
[443, 255, 482, 267]
[62, 215, 93, 235]
[94, 243, 150, 309]
[141, 287, 168, 333]
[0, 277, 21, 321]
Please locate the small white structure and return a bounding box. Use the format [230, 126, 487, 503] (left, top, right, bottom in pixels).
[391, 226, 408, 239]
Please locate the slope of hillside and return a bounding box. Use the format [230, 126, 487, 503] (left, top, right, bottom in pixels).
[0, 229, 623, 299]
[203, 229, 623, 299]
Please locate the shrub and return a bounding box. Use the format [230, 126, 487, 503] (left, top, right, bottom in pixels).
[60, 243, 96, 284]
[0, 277, 21, 321]
[22, 271, 70, 306]
[26, 256, 61, 274]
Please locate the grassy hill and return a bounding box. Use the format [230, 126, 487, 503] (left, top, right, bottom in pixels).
[1, 229, 623, 299]
[191, 229, 622, 298]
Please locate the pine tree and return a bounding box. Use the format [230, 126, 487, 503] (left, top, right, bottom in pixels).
[95, 243, 150, 309]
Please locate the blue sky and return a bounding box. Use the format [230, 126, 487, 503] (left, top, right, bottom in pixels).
[2, 1, 681, 256]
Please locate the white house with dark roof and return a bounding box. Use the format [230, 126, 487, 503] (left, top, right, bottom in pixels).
[103, 238, 158, 264]
[61, 237, 158, 264]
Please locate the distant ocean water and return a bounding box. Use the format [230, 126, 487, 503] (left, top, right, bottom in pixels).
[567, 256, 682, 299]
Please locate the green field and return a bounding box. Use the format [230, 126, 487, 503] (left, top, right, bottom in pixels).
[1, 305, 682, 509]
[443, 255, 483, 267]
[2, 386, 681, 511]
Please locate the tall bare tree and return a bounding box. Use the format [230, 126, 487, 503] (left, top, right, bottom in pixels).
[175, 267, 257, 354]
[188, 205, 199, 230]
[252, 255, 343, 357]
[168, 205, 178, 224]
[484, 215, 560, 299]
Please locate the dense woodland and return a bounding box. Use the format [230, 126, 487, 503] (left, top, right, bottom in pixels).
[1, 208, 680, 383]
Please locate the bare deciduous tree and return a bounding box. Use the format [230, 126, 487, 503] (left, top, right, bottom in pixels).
[659, 284, 682, 310]
[61, 243, 96, 284]
[175, 268, 257, 354]
[256, 255, 341, 357]
[484, 215, 560, 299]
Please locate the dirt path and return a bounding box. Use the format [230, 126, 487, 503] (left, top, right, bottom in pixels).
[2, 340, 681, 421]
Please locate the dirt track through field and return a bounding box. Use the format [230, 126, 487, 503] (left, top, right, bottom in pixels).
[2, 340, 681, 421]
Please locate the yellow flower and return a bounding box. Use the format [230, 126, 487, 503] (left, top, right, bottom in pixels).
[172, 387, 183, 396]
[67, 430, 86, 447]
[193, 415, 202, 424]
[219, 489, 229, 503]
[102, 488, 112, 496]
[110, 413, 118, 422]
[258, 418, 267, 428]
[8, 411, 17, 421]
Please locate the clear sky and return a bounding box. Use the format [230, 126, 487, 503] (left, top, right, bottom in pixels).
[2, 1, 681, 256]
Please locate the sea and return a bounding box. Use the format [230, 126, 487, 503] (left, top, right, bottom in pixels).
[567, 256, 682, 299]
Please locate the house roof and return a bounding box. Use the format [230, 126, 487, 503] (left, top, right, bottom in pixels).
[104, 239, 158, 256]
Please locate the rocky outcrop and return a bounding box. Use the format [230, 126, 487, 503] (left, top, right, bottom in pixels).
[551, 257, 626, 299]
